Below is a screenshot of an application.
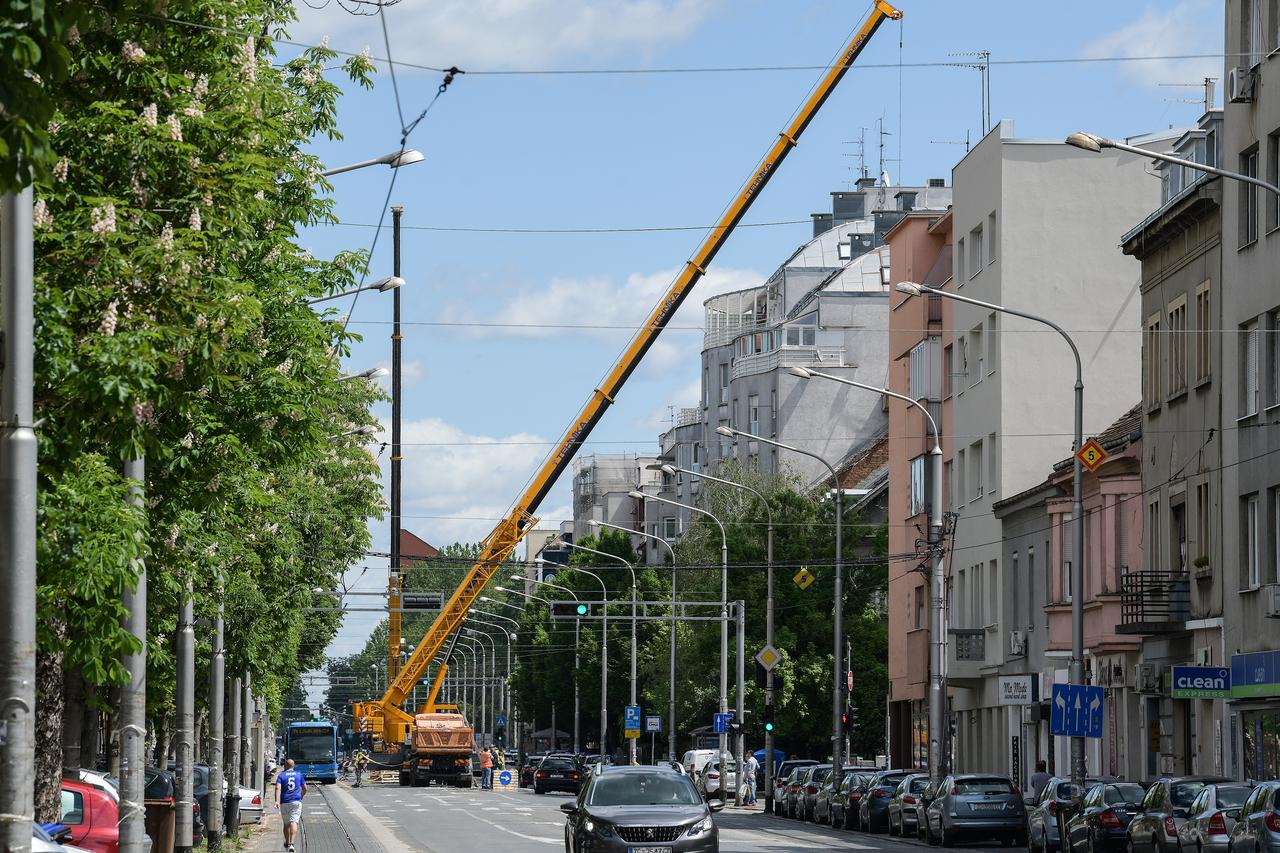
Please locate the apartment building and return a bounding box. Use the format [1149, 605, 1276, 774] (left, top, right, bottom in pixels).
[571, 453, 659, 540]
[1120, 109, 1227, 778]
[944, 120, 1169, 775]
[884, 207, 954, 770]
[644, 409, 703, 566]
[1220, 0, 1280, 783]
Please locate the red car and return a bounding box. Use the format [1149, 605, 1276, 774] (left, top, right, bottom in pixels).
[60, 778, 119, 853]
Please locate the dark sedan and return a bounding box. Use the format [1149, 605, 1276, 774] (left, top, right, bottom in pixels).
[814, 767, 860, 825]
[859, 769, 913, 832]
[1127, 776, 1232, 853]
[534, 755, 584, 795]
[1029, 776, 1111, 853]
[770, 760, 817, 814]
[831, 770, 871, 830]
[520, 754, 546, 788]
[784, 766, 819, 819]
[1065, 781, 1147, 853]
[561, 766, 722, 853]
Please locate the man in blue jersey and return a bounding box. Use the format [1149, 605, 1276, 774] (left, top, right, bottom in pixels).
[274, 758, 307, 853]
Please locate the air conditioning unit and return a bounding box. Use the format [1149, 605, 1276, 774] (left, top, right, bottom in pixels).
[1228, 66, 1256, 103]
[1137, 662, 1162, 694]
[1264, 583, 1280, 618]
[1009, 630, 1027, 657]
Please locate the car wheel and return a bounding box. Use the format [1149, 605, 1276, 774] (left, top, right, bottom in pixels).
[942, 828, 955, 848]
[1032, 829, 1044, 853]
[1016, 831, 1028, 848]
[890, 814, 900, 836]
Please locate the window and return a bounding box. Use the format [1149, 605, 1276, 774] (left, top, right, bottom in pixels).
[987, 211, 997, 264]
[770, 390, 777, 431]
[718, 418, 731, 459]
[956, 237, 965, 283]
[1195, 281, 1212, 384]
[986, 313, 998, 375]
[1027, 547, 1036, 624]
[909, 337, 941, 401]
[1269, 309, 1280, 407]
[914, 585, 925, 630]
[956, 448, 966, 506]
[1244, 0, 1264, 67]
[969, 226, 984, 278]
[703, 367, 710, 407]
[1242, 320, 1260, 417]
[662, 516, 678, 541]
[784, 313, 817, 347]
[970, 439, 984, 499]
[837, 240, 852, 261]
[747, 452, 759, 471]
[944, 460, 954, 509]
[987, 432, 997, 496]
[748, 395, 760, 436]
[970, 324, 984, 386]
[1196, 481, 1211, 566]
[60, 789, 84, 825]
[943, 344, 953, 398]
[718, 363, 730, 404]
[1168, 297, 1188, 395]
[1245, 494, 1261, 589]
[910, 455, 927, 517]
[957, 337, 970, 389]
[1145, 313, 1163, 407]
[1272, 487, 1280, 583]
[1062, 512, 1074, 603]
[1148, 500, 1161, 579]
[1268, 130, 1280, 233]
[1241, 148, 1259, 247]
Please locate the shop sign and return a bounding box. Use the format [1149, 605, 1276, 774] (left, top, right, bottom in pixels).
[1232, 650, 1280, 698]
[1171, 665, 1231, 699]
[998, 675, 1039, 706]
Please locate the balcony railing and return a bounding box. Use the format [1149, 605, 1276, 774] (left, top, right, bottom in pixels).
[949, 628, 986, 662]
[731, 346, 847, 381]
[1118, 571, 1190, 634]
[927, 293, 943, 324]
[674, 407, 701, 428]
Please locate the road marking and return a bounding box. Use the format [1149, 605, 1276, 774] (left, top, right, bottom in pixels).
[322, 784, 421, 853]
[449, 807, 559, 845]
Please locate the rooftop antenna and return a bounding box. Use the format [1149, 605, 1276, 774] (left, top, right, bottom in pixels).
[930, 130, 971, 153]
[948, 50, 992, 135]
[842, 128, 869, 187]
[876, 115, 898, 186]
[1158, 77, 1217, 113]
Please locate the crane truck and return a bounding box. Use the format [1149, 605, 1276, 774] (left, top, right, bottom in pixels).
[355, 0, 905, 770]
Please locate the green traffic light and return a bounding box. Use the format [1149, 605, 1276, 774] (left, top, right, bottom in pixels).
[764, 722, 774, 732]
[576, 603, 588, 616]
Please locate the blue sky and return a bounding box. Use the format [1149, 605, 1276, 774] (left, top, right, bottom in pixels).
[286, 0, 1224, 657]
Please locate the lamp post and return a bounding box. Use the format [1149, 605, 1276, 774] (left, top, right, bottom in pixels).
[1066, 132, 1280, 197]
[540, 562, 609, 762]
[468, 610, 517, 729]
[654, 463, 774, 804]
[789, 365, 945, 783]
[590, 519, 679, 763]
[522, 574, 583, 754]
[717, 425, 845, 771]
[464, 629, 496, 742]
[898, 279, 1086, 796]
[633, 490, 732, 803]
[338, 366, 389, 382]
[306, 275, 404, 306]
[320, 147, 425, 178]
[558, 540, 639, 765]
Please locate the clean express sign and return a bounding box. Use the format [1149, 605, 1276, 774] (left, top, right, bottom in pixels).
[1171, 666, 1231, 699]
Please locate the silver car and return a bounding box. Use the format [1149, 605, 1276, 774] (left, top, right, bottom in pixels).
[1177, 783, 1250, 853]
[923, 773, 1028, 847]
[1227, 781, 1280, 853]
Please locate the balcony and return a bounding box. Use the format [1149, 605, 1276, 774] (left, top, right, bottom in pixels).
[674, 407, 701, 428]
[1118, 571, 1190, 634]
[927, 293, 943, 324]
[947, 627, 986, 683]
[731, 345, 847, 381]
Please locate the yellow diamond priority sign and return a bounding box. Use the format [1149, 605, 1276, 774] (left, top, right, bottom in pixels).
[793, 566, 815, 590]
[755, 645, 782, 672]
[1075, 437, 1108, 472]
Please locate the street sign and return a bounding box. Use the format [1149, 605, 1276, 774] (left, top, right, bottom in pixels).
[401, 592, 444, 611]
[644, 715, 662, 733]
[498, 770, 512, 787]
[755, 645, 781, 672]
[847, 670, 853, 692]
[1172, 666, 1231, 699]
[1050, 683, 1104, 738]
[793, 567, 815, 590]
[330, 676, 356, 687]
[624, 705, 641, 739]
[1075, 438, 1108, 472]
[712, 712, 734, 734]
[495, 713, 507, 727]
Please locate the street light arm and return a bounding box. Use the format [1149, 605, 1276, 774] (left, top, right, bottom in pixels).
[663, 464, 774, 532]
[638, 492, 728, 555]
[558, 540, 636, 591]
[1067, 132, 1280, 197]
[591, 519, 677, 567]
[306, 276, 405, 306]
[723, 427, 840, 492]
[320, 148, 425, 178]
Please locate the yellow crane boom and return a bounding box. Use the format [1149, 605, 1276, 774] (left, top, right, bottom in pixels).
[366, 0, 903, 746]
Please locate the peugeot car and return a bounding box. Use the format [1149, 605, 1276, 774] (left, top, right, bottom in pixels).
[561, 765, 722, 853]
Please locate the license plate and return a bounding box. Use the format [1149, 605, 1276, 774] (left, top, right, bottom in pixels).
[973, 803, 1004, 811]
[628, 848, 672, 853]
[550, 774, 564, 778]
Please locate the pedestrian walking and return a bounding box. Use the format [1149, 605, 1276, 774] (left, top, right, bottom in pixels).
[742, 752, 760, 806]
[1030, 760, 1051, 799]
[480, 745, 494, 789]
[274, 758, 307, 853]
[353, 749, 368, 788]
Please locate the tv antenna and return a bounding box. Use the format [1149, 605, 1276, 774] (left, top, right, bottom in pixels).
[876, 115, 899, 186]
[842, 128, 869, 186]
[1158, 77, 1217, 113]
[930, 130, 971, 153]
[948, 50, 992, 135]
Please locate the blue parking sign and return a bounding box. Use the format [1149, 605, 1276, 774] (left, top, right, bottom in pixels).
[624, 705, 641, 731]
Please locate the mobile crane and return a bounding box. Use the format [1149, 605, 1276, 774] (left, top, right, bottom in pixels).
[354, 0, 904, 757]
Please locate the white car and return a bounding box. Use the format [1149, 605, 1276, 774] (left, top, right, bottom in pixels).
[238, 787, 263, 824]
[695, 758, 738, 801]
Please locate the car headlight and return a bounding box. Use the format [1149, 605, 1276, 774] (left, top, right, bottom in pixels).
[687, 817, 713, 836]
[583, 818, 613, 838]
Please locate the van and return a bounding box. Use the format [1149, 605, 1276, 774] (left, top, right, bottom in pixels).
[682, 749, 719, 781]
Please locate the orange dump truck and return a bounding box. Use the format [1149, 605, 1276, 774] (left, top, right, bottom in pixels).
[399, 712, 474, 787]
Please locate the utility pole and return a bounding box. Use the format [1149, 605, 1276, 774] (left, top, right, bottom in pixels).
[735, 601, 745, 804]
[120, 457, 147, 853]
[388, 205, 404, 687]
[175, 580, 195, 853]
[225, 674, 241, 836]
[0, 187, 36, 853]
[206, 603, 224, 849]
[240, 676, 251, 791]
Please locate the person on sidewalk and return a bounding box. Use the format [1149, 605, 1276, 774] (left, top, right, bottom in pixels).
[1030, 760, 1051, 800]
[274, 758, 307, 853]
[479, 746, 494, 789]
[742, 752, 760, 806]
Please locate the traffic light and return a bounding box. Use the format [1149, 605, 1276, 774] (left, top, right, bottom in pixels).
[727, 720, 742, 736]
[550, 601, 593, 619]
[495, 726, 506, 746]
[762, 704, 775, 733]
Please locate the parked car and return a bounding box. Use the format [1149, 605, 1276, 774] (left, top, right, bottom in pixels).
[60, 778, 119, 853]
[1226, 781, 1280, 853]
[922, 773, 1028, 847]
[784, 766, 819, 819]
[74, 770, 117, 802]
[1029, 776, 1111, 853]
[771, 761, 817, 814]
[238, 787, 263, 825]
[1177, 782, 1251, 853]
[911, 780, 943, 840]
[560, 765, 721, 853]
[1064, 781, 1148, 853]
[1127, 776, 1232, 853]
[859, 769, 913, 833]
[696, 758, 739, 803]
[682, 749, 720, 781]
[889, 773, 932, 837]
[794, 764, 832, 822]
[831, 771, 872, 830]
[814, 767, 855, 825]
[533, 754, 583, 795]
[520, 754, 546, 788]
[33, 820, 99, 853]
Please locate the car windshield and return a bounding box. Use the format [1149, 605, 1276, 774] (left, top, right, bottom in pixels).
[955, 778, 1015, 795]
[542, 760, 576, 770]
[588, 773, 702, 806]
[1215, 786, 1251, 808]
[1105, 784, 1147, 805]
[1172, 782, 1209, 808]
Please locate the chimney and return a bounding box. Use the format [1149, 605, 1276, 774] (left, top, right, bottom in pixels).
[831, 191, 866, 226]
[811, 212, 834, 238]
[855, 176, 878, 190]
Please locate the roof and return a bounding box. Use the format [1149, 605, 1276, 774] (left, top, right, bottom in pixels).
[400, 530, 438, 562]
[1050, 403, 1143, 473]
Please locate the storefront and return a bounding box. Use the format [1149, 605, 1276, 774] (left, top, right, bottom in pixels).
[1230, 649, 1280, 782]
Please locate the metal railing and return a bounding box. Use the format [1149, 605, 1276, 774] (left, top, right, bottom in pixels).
[928, 293, 943, 323]
[1119, 571, 1190, 632]
[731, 346, 847, 381]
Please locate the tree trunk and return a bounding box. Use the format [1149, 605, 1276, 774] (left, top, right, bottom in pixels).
[35, 638, 66, 822]
[154, 715, 171, 769]
[62, 666, 85, 776]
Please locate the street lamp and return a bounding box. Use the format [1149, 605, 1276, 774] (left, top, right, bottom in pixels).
[494, 586, 549, 607]
[321, 147, 425, 178]
[590, 519, 680, 763]
[788, 364, 946, 784]
[558, 540, 639, 765]
[339, 366, 388, 382]
[539, 557, 609, 762]
[632, 490, 733, 803]
[1065, 132, 1280, 196]
[469, 619, 516, 744]
[464, 628, 496, 742]
[652, 462, 774, 804]
[521, 574, 584, 755]
[479, 595, 526, 614]
[333, 425, 377, 439]
[306, 275, 405, 305]
[897, 278, 1086, 796]
[716, 424, 846, 771]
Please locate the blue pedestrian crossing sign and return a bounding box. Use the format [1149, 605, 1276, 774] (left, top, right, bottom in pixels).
[1050, 684, 1104, 738]
[495, 714, 507, 728]
[498, 770, 512, 787]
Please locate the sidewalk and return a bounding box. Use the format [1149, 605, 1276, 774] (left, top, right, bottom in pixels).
[239, 793, 356, 853]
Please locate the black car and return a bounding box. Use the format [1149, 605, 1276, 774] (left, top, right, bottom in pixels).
[832, 770, 873, 830]
[1028, 776, 1113, 853]
[859, 769, 913, 832]
[534, 755, 584, 795]
[1065, 781, 1152, 853]
[520, 754, 546, 788]
[561, 765, 722, 853]
[166, 761, 212, 847]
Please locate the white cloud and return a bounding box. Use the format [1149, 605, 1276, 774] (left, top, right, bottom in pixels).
[1081, 0, 1223, 88]
[291, 0, 724, 71]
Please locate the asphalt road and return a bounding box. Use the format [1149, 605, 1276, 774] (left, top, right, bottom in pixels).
[289, 779, 1019, 853]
